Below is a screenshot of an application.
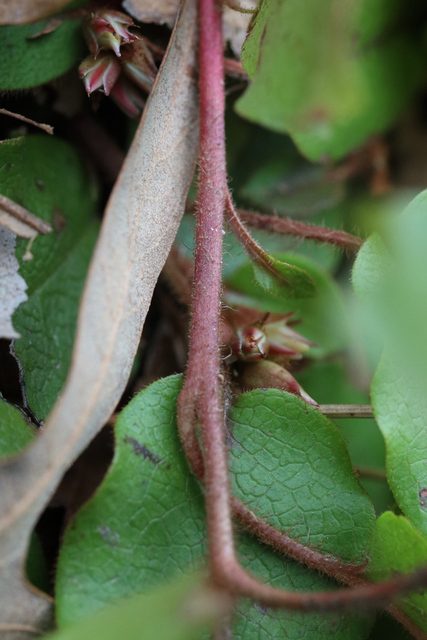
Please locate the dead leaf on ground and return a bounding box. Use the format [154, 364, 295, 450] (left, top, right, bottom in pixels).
[0, 0, 199, 635]
[0, 228, 28, 339]
[0, 1, 70, 25]
[122, 0, 254, 55]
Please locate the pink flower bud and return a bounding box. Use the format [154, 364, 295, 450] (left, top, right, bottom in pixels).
[122, 40, 157, 93]
[238, 360, 318, 407]
[110, 77, 146, 118]
[263, 315, 315, 359]
[83, 10, 137, 58]
[78, 53, 121, 96]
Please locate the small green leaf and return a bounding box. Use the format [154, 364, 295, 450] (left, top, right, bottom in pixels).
[225, 252, 349, 357]
[50, 573, 225, 640]
[371, 352, 427, 537]
[229, 388, 375, 562]
[351, 234, 388, 300]
[0, 397, 35, 458]
[0, 135, 99, 421]
[56, 376, 373, 639]
[251, 253, 316, 299]
[368, 512, 427, 633]
[236, 0, 423, 161]
[0, 16, 84, 90]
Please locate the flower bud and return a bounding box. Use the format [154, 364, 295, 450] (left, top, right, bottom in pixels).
[238, 360, 318, 407]
[78, 53, 121, 96]
[231, 326, 269, 362]
[110, 77, 146, 118]
[263, 316, 315, 359]
[83, 10, 137, 58]
[122, 40, 157, 93]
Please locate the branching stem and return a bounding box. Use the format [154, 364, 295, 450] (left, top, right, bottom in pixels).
[178, 0, 427, 633]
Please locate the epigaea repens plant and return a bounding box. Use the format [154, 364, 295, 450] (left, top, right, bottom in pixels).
[0, 0, 426, 639]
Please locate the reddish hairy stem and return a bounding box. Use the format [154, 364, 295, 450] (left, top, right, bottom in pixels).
[239, 209, 364, 252]
[225, 192, 294, 287]
[178, 0, 427, 631]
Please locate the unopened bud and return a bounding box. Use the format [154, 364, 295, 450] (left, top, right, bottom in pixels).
[110, 77, 146, 118]
[231, 326, 269, 362]
[79, 53, 121, 96]
[238, 360, 318, 407]
[83, 10, 137, 58]
[264, 316, 315, 359]
[122, 40, 157, 92]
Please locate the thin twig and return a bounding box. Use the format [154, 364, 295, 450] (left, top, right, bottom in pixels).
[319, 404, 374, 418]
[239, 209, 364, 252]
[222, 0, 255, 13]
[0, 108, 53, 135]
[355, 466, 387, 482]
[0, 194, 52, 235]
[162, 246, 194, 306]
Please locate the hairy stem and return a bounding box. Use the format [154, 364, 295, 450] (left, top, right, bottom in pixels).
[178, 0, 427, 631]
[239, 209, 364, 252]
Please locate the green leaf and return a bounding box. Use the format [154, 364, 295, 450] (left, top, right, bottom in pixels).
[229, 388, 375, 562]
[297, 361, 394, 515]
[371, 352, 427, 537]
[0, 135, 99, 420]
[368, 512, 427, 633]
[236, 0, 423, 161]
[0, 399, 48, 593]
[0, 17, 84, 90]
[225, 251, 349, 357]
[50, 573, 225, 640]
[251, 254, 316, 299]
[56, 375, 373, 639]
[0, 397, 35, 458]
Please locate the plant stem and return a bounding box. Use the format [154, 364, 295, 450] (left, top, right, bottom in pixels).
[319, 404, 373, 418]
[239, 209, 364, 252]
[178, 0, 427, 629]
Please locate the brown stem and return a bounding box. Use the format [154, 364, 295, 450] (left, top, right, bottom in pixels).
[177, 0, 427, 632]
[0, 108, 53, 135]
[239, 209, 364, 252]
[0, 194, 52, 235]
[225, 191, 293, 287]
[319, 404, 373, 418]
[162, 246, 194, 307]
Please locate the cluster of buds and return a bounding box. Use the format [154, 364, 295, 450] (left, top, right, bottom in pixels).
[78, 10, 157, 117]
[225, 310, 317, 407]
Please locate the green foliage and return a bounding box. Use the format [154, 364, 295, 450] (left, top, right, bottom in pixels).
[0, 135, 99, 420]
[368, 512, 427, 633]
[229, 388, 375, 561]
[236, 0, 424, 160]
[56, 376, 373, 639]
[50, 573, 224, 640]
[371, 353, 427, 537]
[0, 18, 84, 90]
[297, 361, 394, 515]
[0, 398, 35, 457]
[225, 251, 349, 357]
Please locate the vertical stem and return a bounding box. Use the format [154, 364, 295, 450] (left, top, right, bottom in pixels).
[178, 0, 235, 575]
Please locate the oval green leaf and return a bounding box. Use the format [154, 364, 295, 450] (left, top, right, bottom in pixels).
[56, 375, 373, 640]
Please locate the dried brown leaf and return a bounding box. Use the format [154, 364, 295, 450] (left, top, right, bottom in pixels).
[0, 1, 70, 25]
[0, 0, 199, 635]
[0, 228, 28, 339]
[123, 0, 254, 55]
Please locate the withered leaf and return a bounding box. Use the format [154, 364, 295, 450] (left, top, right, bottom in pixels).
[0, 0, 199, 635]
[0, 1, 70, 25]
